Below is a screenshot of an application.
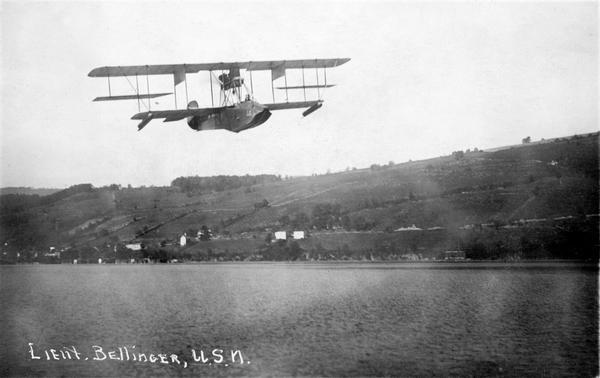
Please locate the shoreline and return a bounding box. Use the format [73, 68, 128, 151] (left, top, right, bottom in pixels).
[2, 259, 597, 266]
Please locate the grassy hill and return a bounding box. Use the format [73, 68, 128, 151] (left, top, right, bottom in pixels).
[1, 132, 597, 263]
[0, 187, 61, 196]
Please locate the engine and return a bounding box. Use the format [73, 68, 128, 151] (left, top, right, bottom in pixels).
[218, 68, 243, 91]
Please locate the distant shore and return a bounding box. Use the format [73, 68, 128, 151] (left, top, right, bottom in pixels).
[2, 259, 597, 266]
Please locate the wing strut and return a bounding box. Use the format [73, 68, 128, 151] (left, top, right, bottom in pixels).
[184, 64, 189, 104]
[145, 66, 151, 111]
[209, 71, 214, 107]
[315, 61, 320, 99]
[302, 66, 306, 101]
[135, 74, 140, 112]
[271, 75, 275, 102]
[284, 68, 289, 102]
[173, 79, 177, 109]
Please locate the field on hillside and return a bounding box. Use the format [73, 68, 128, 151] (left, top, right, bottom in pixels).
[1, 132, 597, 262]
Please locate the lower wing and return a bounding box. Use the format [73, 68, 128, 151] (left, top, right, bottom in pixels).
[264, 100, 324, 117]
[131, 107, 228, 131]
[264, 100, 321, 111]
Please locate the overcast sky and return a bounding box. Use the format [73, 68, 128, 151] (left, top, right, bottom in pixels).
[1, 1, 597, 188]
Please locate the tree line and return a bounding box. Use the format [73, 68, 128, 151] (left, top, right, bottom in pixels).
[171, 174, 281, 193]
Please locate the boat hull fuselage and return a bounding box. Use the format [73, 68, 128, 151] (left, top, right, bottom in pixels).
[187, 100, 271, 133]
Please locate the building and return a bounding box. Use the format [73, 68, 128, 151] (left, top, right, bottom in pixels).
[125, 243, 142, 251]
[292, 231, 305, 240]
[400, 253, 420, 261]
[395, 224, 422, 231]
[180, 234, 187, 247]
[274, 231, 287, 240]
[443, 250, 465, 260]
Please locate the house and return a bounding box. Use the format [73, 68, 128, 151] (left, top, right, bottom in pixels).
[180, 234, 187, 247]
[293, 231, 305, 240]
[125, 243, 142, 251]
[395, 224, 422, 231]
[400, 253, 420, 261]
[443, 250, 465, 260]
[274, 231, 287, 240]
[44, 247, 60, 258]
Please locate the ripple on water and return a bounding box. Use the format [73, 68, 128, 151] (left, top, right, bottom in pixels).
[0, 262, 597, 377]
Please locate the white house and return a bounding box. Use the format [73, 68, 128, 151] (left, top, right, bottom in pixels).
[125, 243, 142, 251]
[395, 224, 422, 231]
[274, 231, 287, 240]
[292, 231, 305, 239]
[180, 234, 187, 247]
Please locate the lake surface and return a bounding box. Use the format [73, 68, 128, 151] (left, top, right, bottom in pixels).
[1, 262, 597, 377]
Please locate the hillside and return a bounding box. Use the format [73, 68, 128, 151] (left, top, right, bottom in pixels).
[0, 132, 597, 263]
[0, 187, 61, 196]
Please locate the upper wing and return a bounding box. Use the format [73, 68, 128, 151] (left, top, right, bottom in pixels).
[88, 58, 351, 78]
[131, 107, 227, 131]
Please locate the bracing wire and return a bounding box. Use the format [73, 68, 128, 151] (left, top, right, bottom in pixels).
[117, 66, 150, 112]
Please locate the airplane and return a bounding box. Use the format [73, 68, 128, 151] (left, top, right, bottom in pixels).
[88, 58, 350, 133]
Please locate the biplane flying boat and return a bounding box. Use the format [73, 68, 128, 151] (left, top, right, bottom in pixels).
[88, 58, 350, 133]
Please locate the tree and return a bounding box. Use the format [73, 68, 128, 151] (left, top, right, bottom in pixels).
[279, 215, 290, 226]
[291, 212, 310, 229]
[288, 241, 302, 260]
[352, 215, 370, 231]
[341, 215, 352, 230]
[254, 199, 269, 210]
[264, 233, 273, 244]
[200, 225, 211, 241]
[408, 190, 416, 201]
[312, 203, 341, 229]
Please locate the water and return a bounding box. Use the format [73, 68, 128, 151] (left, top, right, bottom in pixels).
[1, 262, 597, 377]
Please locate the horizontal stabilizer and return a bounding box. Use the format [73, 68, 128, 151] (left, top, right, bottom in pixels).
[276, 85, 335, 90]
[93, 93, 172, 102]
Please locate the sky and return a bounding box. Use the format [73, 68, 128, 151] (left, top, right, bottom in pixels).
[1, 1, 597, 188]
